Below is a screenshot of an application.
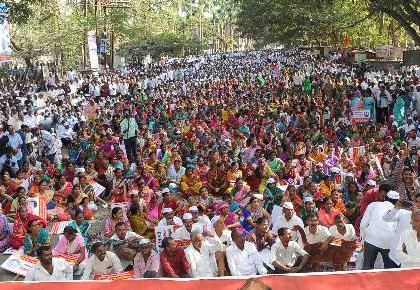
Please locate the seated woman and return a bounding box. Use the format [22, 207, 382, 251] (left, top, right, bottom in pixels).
[318, 196, 342, 227]
[129, 204, 151, 238]
[78, 197, 95, 220]
[229, 178, 251, 207]
[180, 166, 203, 198]
[72, 209, 90, 244]
[0, 203, 11, 252]
[10, 206, 47, 249]
[52, 226, 88, 274]
[239, 196, 271, 234]
[109, 168, 129, 203]
[54, 174, 73, 205]
[24, 219, 50, 256]
[104, 206, 132, 238]
[188, 186, 216, 213]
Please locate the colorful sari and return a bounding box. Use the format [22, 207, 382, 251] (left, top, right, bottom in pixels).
[10, 211, 47, 249]
[23, 228, 50, 255]
[0, 213, 10, 251]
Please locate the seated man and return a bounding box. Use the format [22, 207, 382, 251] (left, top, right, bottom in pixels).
[329, 213, 357, 270]
[246, 217, 276, 252]
[25, 245, 73, 281]
[272, 202, 304, 241]
[158, 208, 183, 227]
[133, 238, 160, 278]
[82, 241, 123, 280]
[270, 227, 309, 273]
[296, 214, 336, 271]
[185, 230, 222, 277]
[172, 213, 196, 240]
[226, 230, 267, 276]
[160, 237, 192, 278]
[110, 222, 143, 270]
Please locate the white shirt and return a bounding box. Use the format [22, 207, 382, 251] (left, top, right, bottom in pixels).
[6, 132, 23, 160]
[110, 231, 142, 241]
[360, 201, 396, 249]
[185, 240, 222, 277]
[383, 207, 413, 236]
[226, 241, 268, 276]
[329, 224, 357, 241]
[272, 214, 304, 241]
[299, 225, 332, 246]
[157, 216, 184, 227]
[25, 258, 73, 281]
[211, 229, 233, 250]
[81, 251, 123, 280]
[390, 228, 420, 268]
[270, 240, 308, 267]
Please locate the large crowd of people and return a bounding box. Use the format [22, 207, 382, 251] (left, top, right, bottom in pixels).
[0, 48, 420, 281]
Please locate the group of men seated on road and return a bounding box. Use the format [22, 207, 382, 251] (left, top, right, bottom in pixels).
[0, 48, 419, 281]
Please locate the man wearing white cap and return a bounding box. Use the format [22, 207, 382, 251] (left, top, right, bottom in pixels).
[184, 230, 223, 277]
[272, 202, 304, 241]
[133, 239, 160, 278]
[158, 208, 183, 227]
[172, 213, 199, 240]
[189, 205, 212, 232]
[360, 190, 400, 269]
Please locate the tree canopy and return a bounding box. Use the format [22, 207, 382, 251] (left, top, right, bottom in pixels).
[237, 0, 419, 48]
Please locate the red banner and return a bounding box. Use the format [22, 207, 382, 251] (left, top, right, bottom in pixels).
[2, 269, 420, 290]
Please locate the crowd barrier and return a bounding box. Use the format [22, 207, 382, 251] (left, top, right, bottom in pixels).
[1, 268, 420, 290]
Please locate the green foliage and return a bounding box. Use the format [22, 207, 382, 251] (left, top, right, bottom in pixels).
[237, 0, 417, 48]
[4, 0, 46, 24]
[118, 32, 186, 61]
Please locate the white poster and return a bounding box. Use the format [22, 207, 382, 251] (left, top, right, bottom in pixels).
[0, 3, 12, 62]
[87, 30, 99, 69]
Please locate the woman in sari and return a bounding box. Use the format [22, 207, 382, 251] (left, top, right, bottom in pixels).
[84, 160, 98, 182]
[79, 176, 94, 201]
[193, 157, 209, 184]
[54, 175, 73, 204]
[10, 206, 47, 249]
[0, 204, 11, 251]
[180, 166, 203, 198]
[318, 196, 342, 227]
[129, 204, 152, 239]
[109, 168, 129, 203]
[93, 150, 109, 175]
[104, 206, 132, 238]
[72, 209, 90, 244]
[239, 197, 271, 234]
[229, 178, 251, 207]
[23, 219, 50, 255]
[52, 225, 87, 274]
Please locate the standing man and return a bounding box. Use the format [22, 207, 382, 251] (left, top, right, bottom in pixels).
[120, 109, 139, 163]
[390, 209, 420, 268]
[5, 124, 23, 168]
[360, 190, 399, 269]
[25, 246, 73, 281]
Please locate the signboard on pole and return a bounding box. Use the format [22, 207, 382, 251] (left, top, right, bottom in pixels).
[0, 3, 12, 62]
